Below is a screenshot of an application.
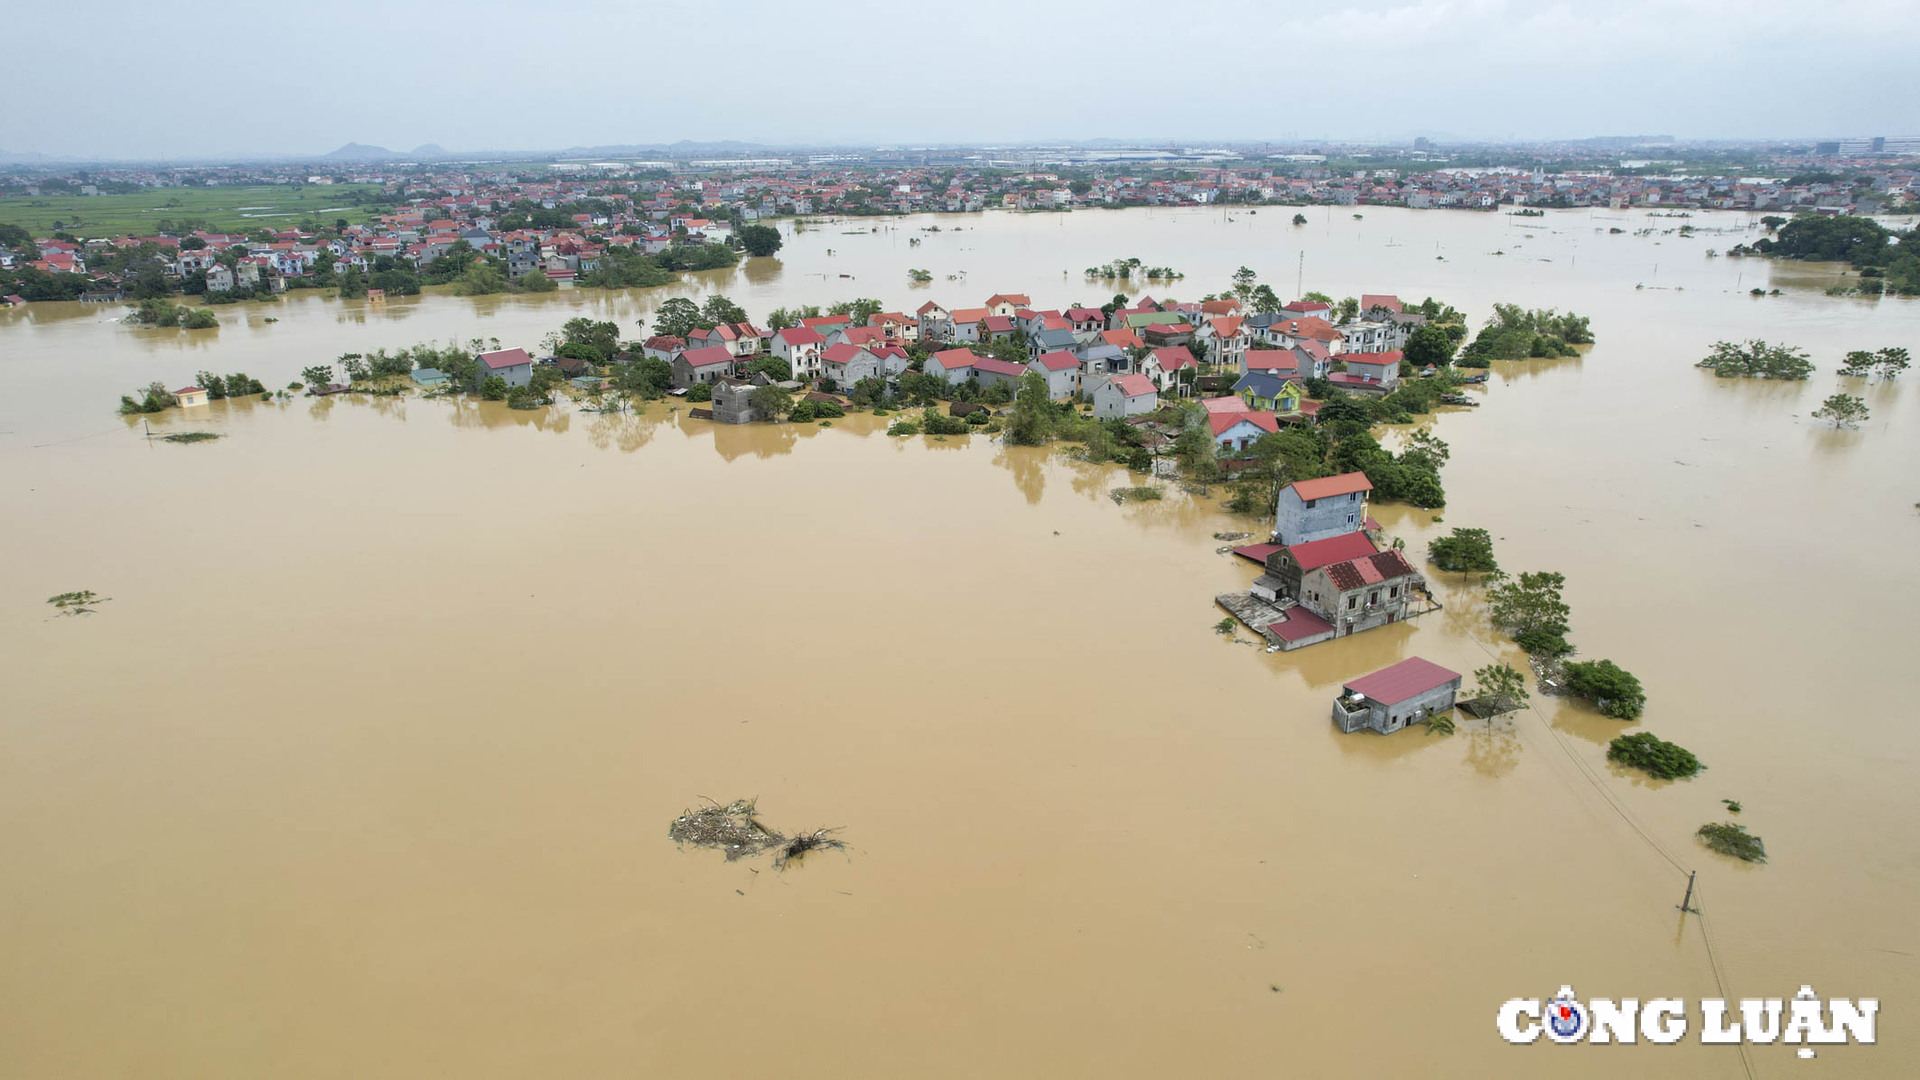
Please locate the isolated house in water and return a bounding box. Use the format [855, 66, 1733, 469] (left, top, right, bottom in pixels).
[477, 347, 534, 388]
[1333, 657, 1461, 734]
[1275, 472, 1372, 544]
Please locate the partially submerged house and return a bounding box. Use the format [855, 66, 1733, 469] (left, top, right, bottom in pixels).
[1329, 350, 1402, 395]
[477, 347, 534, 388]
[710, 377, 760, 424]
[174, 386, 210, 408]
[1275, 472, 1372, 545]
[672, 345, 738, 389]
[1333, 657, 1461, 734]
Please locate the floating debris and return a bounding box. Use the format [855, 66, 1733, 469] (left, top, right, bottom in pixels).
[160, 431, 222, 444]
[669, 797, 845, 870]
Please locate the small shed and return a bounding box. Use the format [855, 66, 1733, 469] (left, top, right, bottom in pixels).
[411, 368, 450, 387]
[174, 386, 210, 408]
[1333, 657, 1462, 734]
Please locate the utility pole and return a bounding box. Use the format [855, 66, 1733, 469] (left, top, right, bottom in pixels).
[1296, 251, 1304, 298]
[1677, 870, 1699, 914]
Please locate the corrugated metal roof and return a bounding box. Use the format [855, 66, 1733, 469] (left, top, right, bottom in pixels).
[1343, 657, 1461, 705]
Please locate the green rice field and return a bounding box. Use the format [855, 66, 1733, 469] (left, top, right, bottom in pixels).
[0, 184, 387, 237]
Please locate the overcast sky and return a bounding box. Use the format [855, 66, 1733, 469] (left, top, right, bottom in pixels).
[8, 0, 1918, 160]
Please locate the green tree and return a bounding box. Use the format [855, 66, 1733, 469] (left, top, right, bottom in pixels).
[300, 364, 334, 391]
[829, 297, 885, 324]
[1810, 393, 1869, 428]
[1486, 570, 1570, 638]
[1403, 323, 1458, 368]
[1428, 527, 1498, 577]
[653, 297, 705, 339]
[1291, 213, 1308, 226]
[702, 294, 748, 326]
[1607, 732, 1701, 779]
[1335, 296, 1360, 323]
[560, 317, 621, 359]
[514, 269, 556, 293]
[737, 224, 782, 257]
[453, 263, 506, 295]
[1004, 372, 1055, 446]
[481, 375, 508, 400]
[749, 383, 795, 420]
[685, 382, 712, 402]
[746, 356, 791, 382]
[180, 308, 219, 329]
[1695, 339, 1814, 380]
[1471, 663, 1529, 715]
[1563, 660, 1646, 719]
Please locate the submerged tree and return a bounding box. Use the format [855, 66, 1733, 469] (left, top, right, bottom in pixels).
[1428, 527, 1499, 578]
[1810, 393, 1869, 428]
[1695, 339, 1814, 380]
[1472, 663, 1530, 716]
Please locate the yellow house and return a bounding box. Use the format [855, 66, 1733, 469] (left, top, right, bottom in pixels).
[175, 386, 210, 408]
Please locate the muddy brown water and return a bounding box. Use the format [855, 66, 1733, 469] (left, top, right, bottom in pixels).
[2, 207, 1916, 1077]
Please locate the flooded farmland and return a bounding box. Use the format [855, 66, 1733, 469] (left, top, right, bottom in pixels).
[1, 206, 1916, 1077]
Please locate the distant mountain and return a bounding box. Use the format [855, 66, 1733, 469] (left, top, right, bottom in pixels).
[410, 143, 448, 158]
[321, 142, 400, 161]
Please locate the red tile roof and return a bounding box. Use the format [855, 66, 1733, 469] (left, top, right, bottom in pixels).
[1152, 346, 1197, 370]
[776, 327, 825, 345]
[1346, 350, 1404, 366]
[1288, 472, 1372, 502]
[1323, 549, 1417, 590]
[1360, 293, 1403, 313]
[1208, 411, 1280, 436]
[1343, 656, 1460, 705]
[973, 357, 1027, 377]
[1200, 395, 1248, 414]
[1031, 350, 1079, 372]
[1108, 373, 1158, 398]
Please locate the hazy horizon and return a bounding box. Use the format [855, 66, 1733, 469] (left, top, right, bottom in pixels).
[8, 0, 1918, 161]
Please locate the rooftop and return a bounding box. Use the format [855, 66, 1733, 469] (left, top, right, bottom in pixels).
[1343, 656, 1462, 705]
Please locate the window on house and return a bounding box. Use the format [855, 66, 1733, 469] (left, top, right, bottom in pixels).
[1347, 596, 1357, 610]
[1389, 586, 1398, 598]
[1369, 592, 1379, 605]
[1303, 498, 1317, 509]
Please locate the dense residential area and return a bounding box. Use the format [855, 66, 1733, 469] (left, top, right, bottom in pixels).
[4, 141, 1918, 302]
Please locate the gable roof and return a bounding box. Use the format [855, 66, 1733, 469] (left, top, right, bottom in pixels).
[1285, 531, 1379, 571]
[1244, 349, 1299, 374]
[1360, 293, 1403, 313]
[1152, 346, 1197, 370]
[985, 292, 1030, 307]
[1208, 411, 1280, 436]
[1031, 350, 1079, 372]
[1232, 371, 1296, 399]
[1343, 656, 1459, 705]
[680, 345, 736, 368]
[1201, 395, 1250, 414]
[1287, 472, 1372, 502]
[1345, 350, 1404, 367]
[1108, 373, 1158, 398]
[820, 343, 873, 364]
[973, 356, 1027, 377]
[949, 306, 991, 323]
[1277, 317, 1340, 342]
[775, 326, 825, 345]
[478, 347, 533, 370]
[929, 347, 979, 371]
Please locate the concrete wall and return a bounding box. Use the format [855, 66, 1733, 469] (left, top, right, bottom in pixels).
[1275, 488, 1368, 545]
[490, 362, 532, 388]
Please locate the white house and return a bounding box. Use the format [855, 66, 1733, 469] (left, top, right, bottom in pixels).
[771, 326, 826, 378]
[1093, 373, 1159, 418]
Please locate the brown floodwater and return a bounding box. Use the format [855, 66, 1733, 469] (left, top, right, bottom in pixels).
[2, 206, 1916, 1078]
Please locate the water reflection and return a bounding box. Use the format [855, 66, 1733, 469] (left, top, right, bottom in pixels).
[993, 443, 1047, 504]
[1462, 718, 1522, 777]
[739, 256, 784, 285]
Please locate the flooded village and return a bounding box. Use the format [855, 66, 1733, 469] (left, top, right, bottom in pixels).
[4, 199, 1918, 1077]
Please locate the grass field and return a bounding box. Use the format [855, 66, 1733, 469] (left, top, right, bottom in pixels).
[0, 184, 388, 237]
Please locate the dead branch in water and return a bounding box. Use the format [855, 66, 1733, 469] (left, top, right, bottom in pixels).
[669, 798, 846, 870]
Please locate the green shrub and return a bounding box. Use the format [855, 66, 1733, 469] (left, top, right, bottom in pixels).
[788, 400, 818, 423]
[1563, 659, 1646, 719]
[1607, 732, 1702, 779]
[887, 419, 921, 436]
[686, 383, 712, 403]
[1697, 822, 1766, 863]
[1514, 629, 1573, 658]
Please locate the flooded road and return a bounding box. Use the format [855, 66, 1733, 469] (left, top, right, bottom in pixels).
[1, 207, 1916, 1077]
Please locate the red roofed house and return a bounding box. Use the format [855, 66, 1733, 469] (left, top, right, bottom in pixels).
[971, 355, 1028, 391]
[984, 293, 1031, 317]
[642, 335, 686, 361]
[1142, 346, 1198, 396]
[1208, 409, 1280, 453]
[174, 386, 211, 408]
[1301, 548, 1425, 639]
[478, 347, 534, 387]
[1280, 299, 1333, 321]
[1252, 530, 1379, 604]
[1334, 656, 1461, 733]
[819, 343, 881, 389]
[1027, 349, 1081, 399]
[672, 345, 738, 389]
[1276, 472, 1372, 544]
[772, 326, 826, 378]
[926, 347, 980, 385]
[1359, 294, 1403, 315]
[1329, 350, 1402, 394]
[1093, 372, 1160, 419]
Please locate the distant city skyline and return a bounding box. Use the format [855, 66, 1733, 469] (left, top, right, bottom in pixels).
[7, 0, 1917, 161]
